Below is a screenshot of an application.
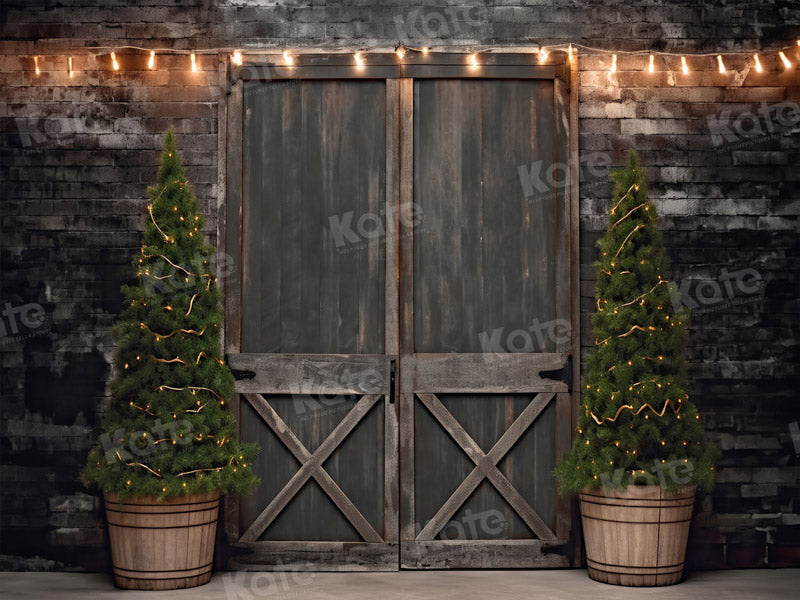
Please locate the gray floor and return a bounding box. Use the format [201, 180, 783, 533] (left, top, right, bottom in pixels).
[1, 570, 798, 600]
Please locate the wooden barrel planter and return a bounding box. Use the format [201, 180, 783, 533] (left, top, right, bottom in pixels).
[578, 485, 696, 586]
[104, 492, 220, 590]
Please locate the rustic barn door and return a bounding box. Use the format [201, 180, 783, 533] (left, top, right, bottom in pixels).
[398, 77, 574, 568]
[224, 55, 576, 571]
[225, 76, 401, 570]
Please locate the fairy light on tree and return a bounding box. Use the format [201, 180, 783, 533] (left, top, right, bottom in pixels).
[82, 128, 259, 498]
[555, 152, 719, 494]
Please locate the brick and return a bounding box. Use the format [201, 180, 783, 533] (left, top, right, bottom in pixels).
[1, 0, 798, 574]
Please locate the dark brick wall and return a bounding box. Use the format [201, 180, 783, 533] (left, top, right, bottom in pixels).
[1, 0, 798, 571]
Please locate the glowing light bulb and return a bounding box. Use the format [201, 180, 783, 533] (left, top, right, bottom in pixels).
[681, 56, 689, 74]
[610, 54, 617, 73]
[111, 52, 119, 71]
[568, 44, 573, 62]
[395, 45, 405, 60]
[717, 55, 726, 74]
[779, 51, 792, 69]
[470, 53, 479, 69]
[191, 53, 197, 72]
[354, 51, 364, 68]
[753, 54, 763, 73]
[539, 48, 548, 63]
[283, 50, 293, 66]
[34, 56, 40, 76]
[232, 51, 242, 66]
[68, 56, 74, 78]
[148, 51, 155, 70]
[421, 47, 429, 55]
[648, 54, 655, 73]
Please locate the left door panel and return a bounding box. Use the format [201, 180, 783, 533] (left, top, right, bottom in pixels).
[226, 78, 399, 570]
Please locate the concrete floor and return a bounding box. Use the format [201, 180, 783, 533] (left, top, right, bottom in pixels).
[1, 570, 798, 600]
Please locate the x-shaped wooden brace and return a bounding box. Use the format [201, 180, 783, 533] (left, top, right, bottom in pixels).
[415, 392, 558, 541]
[240, 393, 383, 543]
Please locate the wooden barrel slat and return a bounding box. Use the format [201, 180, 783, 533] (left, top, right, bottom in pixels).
[105, 492, 220, 590]
[578, 485, 695, 587]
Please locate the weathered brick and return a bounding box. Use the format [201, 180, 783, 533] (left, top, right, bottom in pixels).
[1, 0, 798, 574]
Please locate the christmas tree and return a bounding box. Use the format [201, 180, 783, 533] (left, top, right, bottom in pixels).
[555, 152, 718, 495]
[83, 129, 258, 498]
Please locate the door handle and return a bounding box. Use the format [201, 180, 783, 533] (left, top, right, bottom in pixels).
[389, 358, 396, 404]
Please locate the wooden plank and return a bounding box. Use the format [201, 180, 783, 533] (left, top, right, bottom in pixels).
[398, 76, 415, 543]
[384, 79, 401, 544]
[241, 394, 382, 543]
[279, 82, 304, 352]
[240, 394, 381, 542]
[233, 64, 564, 82]
[385, 78, 400, 357]
[235, 52, 567, 69]
[400, 540, 569, 569]
[228, 541, 399, 571]
[241, 82, 266, 353]
[555, 392, 572, 540]
[410, 353, 569, 393]
[554, 76, 571, 354]
[398, 77, 415, 357]
[568, 53, 582, 567]
[384, 392, 399, 543]
[224, 79, 243, 354]
[217, 56, 233, 567]
[228, 354, 391, 395]
[223, 76, 243, 544]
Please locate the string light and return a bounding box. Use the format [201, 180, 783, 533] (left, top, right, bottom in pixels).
[22, 44, 800, 82]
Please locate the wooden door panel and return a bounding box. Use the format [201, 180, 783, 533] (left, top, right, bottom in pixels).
[399, 76, 574, 568]
[229, 77, 399, 570]
[241, 79, 386, 355]
[413, 79, 562, 354]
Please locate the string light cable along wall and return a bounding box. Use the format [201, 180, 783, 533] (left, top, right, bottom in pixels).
[22, 40, 800, 81]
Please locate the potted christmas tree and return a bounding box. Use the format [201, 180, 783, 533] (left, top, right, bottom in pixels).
[83, 129, 258, 590]
[555, 152, 718, 586]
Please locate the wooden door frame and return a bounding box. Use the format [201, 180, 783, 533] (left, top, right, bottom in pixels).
[218, 52, 580, 569]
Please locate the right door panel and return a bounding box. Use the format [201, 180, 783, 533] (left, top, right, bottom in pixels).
[400, 78, 574, 568]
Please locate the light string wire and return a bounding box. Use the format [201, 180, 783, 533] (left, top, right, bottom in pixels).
[27, 41, 800, 57]
[24, 41, 800, 75]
